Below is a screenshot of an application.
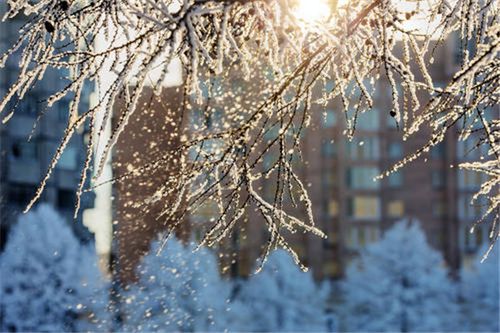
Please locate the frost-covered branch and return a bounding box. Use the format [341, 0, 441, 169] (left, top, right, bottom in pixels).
[0, 0, 498, 266]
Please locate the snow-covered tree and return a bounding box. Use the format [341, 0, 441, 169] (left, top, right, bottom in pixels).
[121, 236, 231, 332]
[0, 204, 109, 332]
[341, 219, 459, 332]
[0, 0, 498, 265]
[230, 249, 330, 332]
[461, 244, 500, 332]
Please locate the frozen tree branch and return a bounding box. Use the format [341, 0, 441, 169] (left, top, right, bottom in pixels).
[0, 0, 498, 266]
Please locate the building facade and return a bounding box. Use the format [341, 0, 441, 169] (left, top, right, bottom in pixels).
[228, 39, 493, 279]
[0, 7, 94, 247]
[110, 86, 190, 284]
[106, 38, 494, 283]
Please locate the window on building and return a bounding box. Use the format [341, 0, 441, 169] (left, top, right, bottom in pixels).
[479, 107, 495, 123]
[328, 200, 339, 217]
[8, 184, 37, 206]
[464, 225, 483, 250]
[322, 109, 336, 128]
[205, 108, 223, 129]
[346, 167, 380, 189]
[57, 146, 78, 170]
[433, 200, 446, 218]
[18, 95, 38, 115]
[429, 229, 444, 248]
[347, 227, 357, 248]
[188, 142, 201, 161]
[323, 173, 336, 188]
[457, 140, 471, 160]
[432, 170, 445, 188]
[323, 231, 339, 249]
[387, 200, 404, 218]
[83, 133, 91, 146]
[458, 169, 483, 189]
[345, 137, 380, 160]
[263, 152, 278, 170]
[323, 262, 340, 277]
[194, 79, 210, 100]
[57, 100, 70, 122]
[205, 138, 226, 161]
[58, 189, 75, 210]
[328, 231, 339, 245]
[458, 194, 485, 220]
[189, 109, 203, 131]
[355, 108, 380, 130]
[263, 125, 280, 142]
[387, 171, 403, 188]
[367, 227, 379, 243]
[387, 113, 398, 128]
[430, 142, 445, 159]
[388, 142, 403, 159]
[324, 80, 335, 93]
[456, 139, 487, 161]
[190, 107, 224, 131]
[11, 141, 37, 160]
[358, 227, 366, 247]
[347, 226, 379, 248]
[321, 140, 336, 158]
[348, 196, 381, 220]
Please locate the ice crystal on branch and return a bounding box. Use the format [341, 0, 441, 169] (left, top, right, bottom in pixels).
[0, 0, 498, 266]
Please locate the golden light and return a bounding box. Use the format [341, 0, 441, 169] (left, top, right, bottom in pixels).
[294, 0, 331, 23]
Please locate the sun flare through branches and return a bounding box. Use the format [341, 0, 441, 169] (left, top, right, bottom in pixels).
[293, 0, 332, 23]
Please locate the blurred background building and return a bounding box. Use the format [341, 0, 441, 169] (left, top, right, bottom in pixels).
[111, 86, 190, 284]
[0, 6, 95, 248]
[234, 38, 493, 280]
[105, 37, 494, 286]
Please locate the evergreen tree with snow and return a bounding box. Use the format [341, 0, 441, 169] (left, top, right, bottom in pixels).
[0, 204, 108, 332]
[230, 249, 330, 332]
[121, 237, 231, 332]
[341, 219, 459, 332]
[461, 244, 500, 332]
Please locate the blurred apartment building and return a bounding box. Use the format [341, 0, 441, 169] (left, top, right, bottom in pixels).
[227, 39, 494, 279]
[111, 87, 190, 284]
[108, 38, 494, 283]
[0, 7, 94, 248]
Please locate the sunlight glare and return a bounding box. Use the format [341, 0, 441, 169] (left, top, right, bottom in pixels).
[294, 0, 331, 23]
